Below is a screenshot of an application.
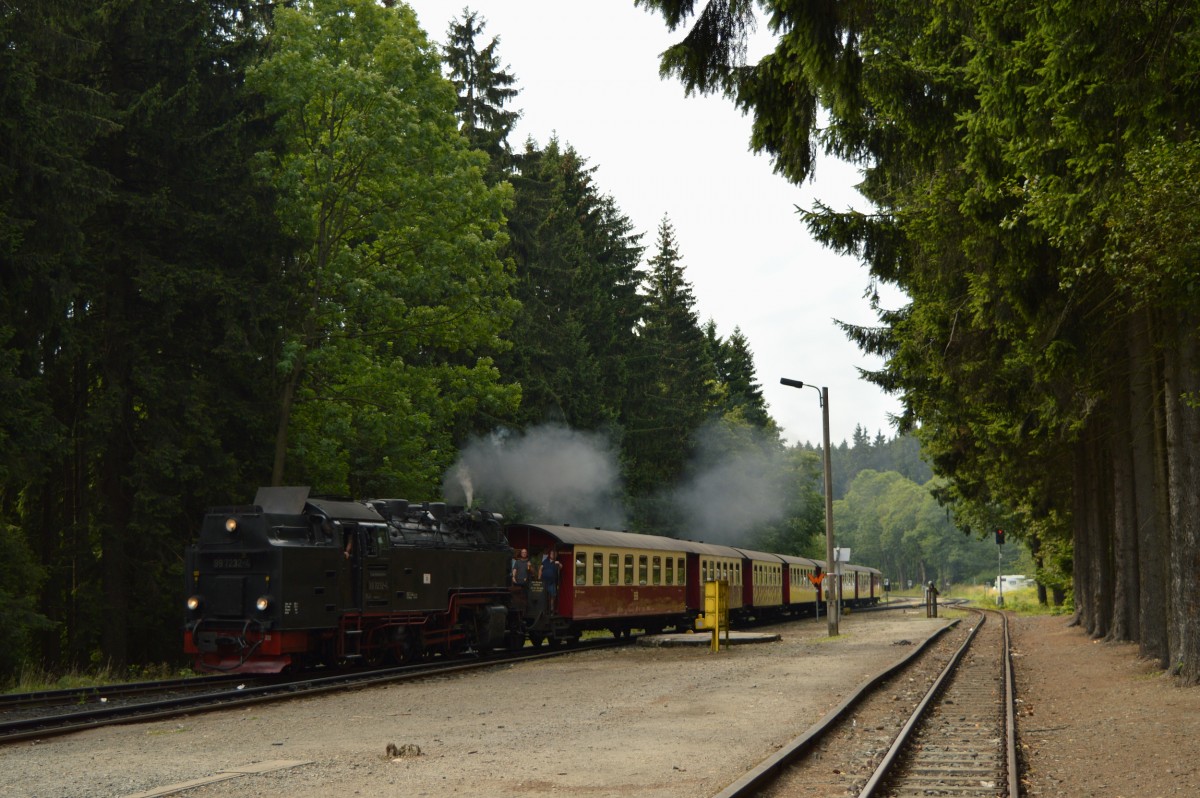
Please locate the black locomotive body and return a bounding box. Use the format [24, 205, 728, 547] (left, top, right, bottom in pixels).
[184, 487, 516, 672]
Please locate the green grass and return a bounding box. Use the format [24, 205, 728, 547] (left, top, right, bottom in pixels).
[3, 661, 192, 695]
[953, 583, 1071, 615]
[883, 583, 1071, 616]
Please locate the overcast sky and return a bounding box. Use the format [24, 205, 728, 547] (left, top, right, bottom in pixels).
[405, 1, 906, 446]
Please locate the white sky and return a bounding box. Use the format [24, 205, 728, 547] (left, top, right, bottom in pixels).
[405, 1, 906, 446]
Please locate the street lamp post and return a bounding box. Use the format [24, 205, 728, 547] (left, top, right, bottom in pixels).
[780, 377, 838, 637]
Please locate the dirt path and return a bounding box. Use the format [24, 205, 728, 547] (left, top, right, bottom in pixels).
[1012, 614, 1200, 797]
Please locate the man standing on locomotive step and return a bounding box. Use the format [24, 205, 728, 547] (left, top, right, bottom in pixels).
[512, 548, 530, 588]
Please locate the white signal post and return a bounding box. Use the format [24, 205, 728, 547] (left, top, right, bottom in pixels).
[780, 378, 838, 637]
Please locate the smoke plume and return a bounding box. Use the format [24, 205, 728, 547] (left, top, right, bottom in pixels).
[443, 423, 628, 529]
[664, 422, 791, 546]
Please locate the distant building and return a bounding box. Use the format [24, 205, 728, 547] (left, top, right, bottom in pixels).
[995, 574, 1033, 591]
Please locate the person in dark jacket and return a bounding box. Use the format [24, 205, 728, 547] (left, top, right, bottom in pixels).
[541, 549, 560, 614]
[512, 548, 530, 587]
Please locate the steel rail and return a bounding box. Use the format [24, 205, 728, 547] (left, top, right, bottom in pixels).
[0, 637, 630, 746]
[854, 612, 987, 797]
[855, 608, 1017, 798]
[711, 617, 961, 798]
[0, 673, 250, 712]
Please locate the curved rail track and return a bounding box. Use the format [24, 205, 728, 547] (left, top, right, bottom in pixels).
[717, 608, 1017, 798]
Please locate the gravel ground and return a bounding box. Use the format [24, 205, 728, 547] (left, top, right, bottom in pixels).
[7, 605, 1195, 798]
[0, 607, 948, 798]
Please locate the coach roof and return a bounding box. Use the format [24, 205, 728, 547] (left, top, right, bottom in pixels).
[509, 523, 742, 558]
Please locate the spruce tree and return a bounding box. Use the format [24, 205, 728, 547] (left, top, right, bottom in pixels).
[627, 217, 713, 495]
[443, 9, 520, 176]
[640, 0, 1200, 680]
[500, 138, 645, 433]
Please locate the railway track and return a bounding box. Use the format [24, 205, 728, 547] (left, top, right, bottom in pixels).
[0, 672, 255, 713]
[0, 600, 923, 749]
[0, 637, 629, 746]
[717, 608, 1017, 798]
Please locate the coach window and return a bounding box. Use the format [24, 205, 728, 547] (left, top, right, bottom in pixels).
[576, 550, 587, 586]
[593, 552, 604, 586]
[652, 556, 662, 585]
[665, 557, 674, 585]
[610, 553, 620, 585]
[677, 558, 685, 585]
[624, 554, 634, 585]
[638, 555, 648, 585]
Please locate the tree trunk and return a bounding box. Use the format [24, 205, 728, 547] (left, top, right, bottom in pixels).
[1108, 332, 1139, 643]
[1129, 306, 1169, 666]
[99, 377, 134, 671]
[1075, 426, 1114, 639]
[1092, 428, 1115, 640]
[1072, 441, 1093, 633]
[1162, 307, 1200, 683]
[271, 364, 303, 487]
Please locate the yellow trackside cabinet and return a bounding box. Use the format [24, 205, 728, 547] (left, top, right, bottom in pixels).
[696, 579, 730, 652]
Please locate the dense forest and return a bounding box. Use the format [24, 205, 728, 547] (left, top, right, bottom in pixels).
[12, 0, 1180, 684]
[636, 0, 1200, 681]
[0, 2, 947, 682]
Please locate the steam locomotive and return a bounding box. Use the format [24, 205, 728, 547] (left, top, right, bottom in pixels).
[184, 487, 882, 673]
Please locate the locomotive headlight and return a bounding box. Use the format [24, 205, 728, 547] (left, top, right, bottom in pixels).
[255, 595, 271, 613]
[224, 517, 239, 534]
[186, 595, 202, 612]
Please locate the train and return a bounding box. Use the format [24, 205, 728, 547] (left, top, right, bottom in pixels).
[183, 487, 884, 673]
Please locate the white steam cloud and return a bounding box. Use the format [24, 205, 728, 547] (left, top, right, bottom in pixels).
[443, 423, 628, 529]
[445, 421, 798, 545]
[665, 422, 791, 546]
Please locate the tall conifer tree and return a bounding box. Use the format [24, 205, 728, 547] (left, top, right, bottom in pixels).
[501, 139, 645, 431]
[628, 217, 712, 494]
[443, 9, 520, 175]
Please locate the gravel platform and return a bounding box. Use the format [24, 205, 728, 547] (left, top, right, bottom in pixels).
[1, 608, 949, 798]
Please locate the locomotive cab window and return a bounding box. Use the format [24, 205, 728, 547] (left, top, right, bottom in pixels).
[575, 551, 587, 585]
